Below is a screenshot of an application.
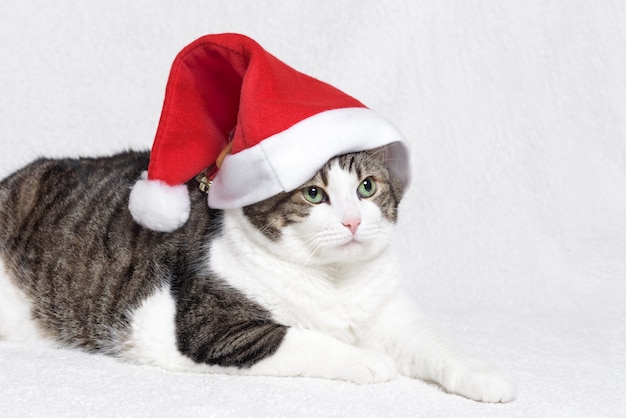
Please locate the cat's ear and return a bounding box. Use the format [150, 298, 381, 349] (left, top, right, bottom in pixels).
[366, 146, 406, 201]
[365, 146, 389, 163]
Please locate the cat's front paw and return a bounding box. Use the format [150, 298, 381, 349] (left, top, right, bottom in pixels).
[244, 328, 397, 384]
[338, 350, 397, 384]
[453, 367, 517, 403]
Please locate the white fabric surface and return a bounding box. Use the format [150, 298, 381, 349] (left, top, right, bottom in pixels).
[1, 1, 624, 416]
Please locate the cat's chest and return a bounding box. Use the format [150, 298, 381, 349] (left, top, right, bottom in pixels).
[207, 234, 399, 344]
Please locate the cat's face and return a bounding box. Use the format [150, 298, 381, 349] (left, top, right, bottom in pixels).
[242, 149, 404, 266]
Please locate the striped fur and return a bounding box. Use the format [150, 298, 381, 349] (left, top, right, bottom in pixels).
[0, 151, 286, 365]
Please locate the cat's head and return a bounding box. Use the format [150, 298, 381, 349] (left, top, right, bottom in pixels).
[241, 148, 404, 266]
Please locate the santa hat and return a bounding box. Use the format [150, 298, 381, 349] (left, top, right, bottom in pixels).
[128, 33, 411, 232]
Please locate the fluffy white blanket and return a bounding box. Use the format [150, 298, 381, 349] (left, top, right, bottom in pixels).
[1, 1, 624, 416]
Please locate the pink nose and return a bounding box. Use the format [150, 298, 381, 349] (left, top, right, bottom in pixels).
[342, 218, 361, 235]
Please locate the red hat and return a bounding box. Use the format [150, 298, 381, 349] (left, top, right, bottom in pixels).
[129, 33, 411, 231]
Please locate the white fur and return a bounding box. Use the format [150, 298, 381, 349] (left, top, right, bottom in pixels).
[122, 285, 205, 371]
[210, 210, 399, 344]
[206, 162, 517, 402]
[0, 259, 48, 345]
[128, 172, 190, 232]
[245, 327, 397, 384]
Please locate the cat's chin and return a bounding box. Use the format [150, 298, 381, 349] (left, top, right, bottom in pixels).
[316, 239, 385, 265]
[337, 237, 377, 253]
[338, 239, 361, 250]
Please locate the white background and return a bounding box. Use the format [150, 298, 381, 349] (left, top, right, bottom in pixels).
[1, 1, 625, 417]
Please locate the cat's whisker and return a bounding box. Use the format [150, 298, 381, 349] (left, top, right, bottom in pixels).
[285, 231, 325, 267]
[298, 238, 327, 268]
[258, 218, 282, 235]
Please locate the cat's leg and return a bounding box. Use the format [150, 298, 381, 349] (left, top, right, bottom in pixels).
[135, 285, 396, 383]
[242, 327, 397, 384]
[0, 259, 47, 344]
[360, 293, 517, 403]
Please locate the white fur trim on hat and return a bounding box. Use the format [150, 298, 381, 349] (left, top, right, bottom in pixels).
[128, 172, 191, 232]
[208, 107, 411, 209]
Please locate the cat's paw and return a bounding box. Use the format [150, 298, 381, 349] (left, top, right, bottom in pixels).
[453, 366, 517, 403]
[243, 328, 397, 384]
[338, 350, 397, 384]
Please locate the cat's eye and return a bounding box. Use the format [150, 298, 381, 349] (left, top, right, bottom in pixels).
[357, 177, 377, 198]
[302, 186, 327, 204]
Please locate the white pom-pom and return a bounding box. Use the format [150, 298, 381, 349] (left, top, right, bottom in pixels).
[128, 173, 190, 232]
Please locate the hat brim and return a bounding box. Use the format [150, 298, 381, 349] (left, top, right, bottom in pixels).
[208, 107, 411, 209]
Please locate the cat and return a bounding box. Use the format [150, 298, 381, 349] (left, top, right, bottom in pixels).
[0, 149, 516, 403]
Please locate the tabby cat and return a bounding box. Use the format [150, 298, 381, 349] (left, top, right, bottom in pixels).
[0, 149, 515, 403]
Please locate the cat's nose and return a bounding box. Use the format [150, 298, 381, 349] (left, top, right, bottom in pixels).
[342, 218, 361, 235]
